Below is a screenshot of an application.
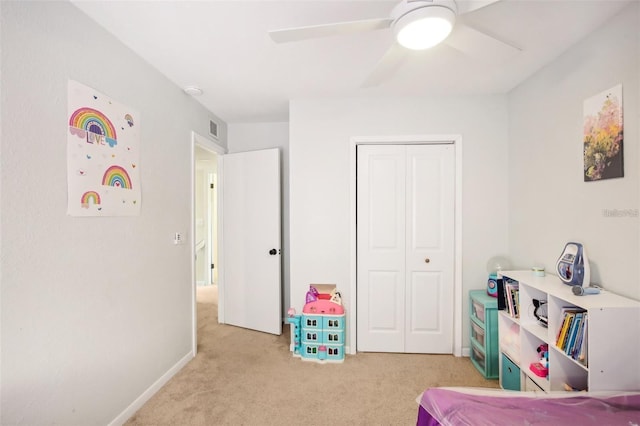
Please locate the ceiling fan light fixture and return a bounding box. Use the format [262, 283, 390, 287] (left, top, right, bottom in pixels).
[394, 6, 455, 50]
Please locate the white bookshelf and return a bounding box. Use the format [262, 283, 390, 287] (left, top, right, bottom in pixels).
[497, 270, 640, 392]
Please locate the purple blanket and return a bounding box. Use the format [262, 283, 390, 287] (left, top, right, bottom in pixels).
[417, 388, 640, 426]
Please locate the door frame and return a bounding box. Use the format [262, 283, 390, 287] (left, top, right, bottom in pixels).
[191, 131, 226, 356]
[349, 134, 463, 356]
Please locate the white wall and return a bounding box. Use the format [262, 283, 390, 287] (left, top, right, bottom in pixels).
[0, 2, 226, 424]
[289, 96, 510, 350]
[508, 2, 639, 300]
[227, 122, 290, 317]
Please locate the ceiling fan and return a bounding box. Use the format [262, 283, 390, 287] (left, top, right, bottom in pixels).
[268, 0, 520, 86]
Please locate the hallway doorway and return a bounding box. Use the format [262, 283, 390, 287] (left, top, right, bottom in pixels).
[191, 131, 225, 355]
[195, 145, 218, 287]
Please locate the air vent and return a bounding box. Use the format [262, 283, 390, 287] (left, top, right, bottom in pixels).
[209, 119, 219, 140]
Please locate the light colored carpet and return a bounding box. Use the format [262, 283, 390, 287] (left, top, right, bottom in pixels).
[125, 286, 499, 425]
[197, 284, 218, 305]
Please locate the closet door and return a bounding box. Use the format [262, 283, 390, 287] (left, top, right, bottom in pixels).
[357, 144, 455, 353]
[357, 145, 406, 352]
[404, 145, 455, 353]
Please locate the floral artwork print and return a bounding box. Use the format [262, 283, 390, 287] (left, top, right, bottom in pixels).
[583, 84, 623, 182]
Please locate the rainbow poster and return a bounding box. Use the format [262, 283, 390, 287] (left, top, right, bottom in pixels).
[67, 80, 140, 216]
[69, 107, 118, 147]
[80, 191, 101, 208]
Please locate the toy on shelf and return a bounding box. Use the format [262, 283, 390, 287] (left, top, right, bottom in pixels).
[556, 242, 590, 288]
[287, 284, 345, 363]
[529, 343, 549, 379]
[305, 286, 319, 303]
[486, 256, 511, 297]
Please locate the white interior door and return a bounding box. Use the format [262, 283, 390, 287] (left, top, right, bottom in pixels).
[357, 144, 454, 353]
[222, 148, 281, 335]
[404, 145, 454, 353]
[356, 145, 406, 352]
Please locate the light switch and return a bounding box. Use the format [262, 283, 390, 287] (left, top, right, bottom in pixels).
[173, 232, 184, 245]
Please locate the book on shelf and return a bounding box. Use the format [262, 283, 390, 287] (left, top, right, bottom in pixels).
[503, 279, 519, 318]
[565, 312, 582, 355]
[576, 314, 588, 367]
[496, 278, 506, 311]
[555, 314, 567, 345]
[571, 313, 587, 361]
[499, 278, 513, 312]
[556, 312, 573, 350]
[556, 308, 587, 363]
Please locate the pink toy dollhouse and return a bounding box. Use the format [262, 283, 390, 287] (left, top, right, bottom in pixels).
[287, 285, 345, 363]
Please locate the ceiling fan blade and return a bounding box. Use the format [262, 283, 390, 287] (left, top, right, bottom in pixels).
[269, 18, 392, 43]
[362, 43, 408, 88]
[456, 0, 501, 15]
[444, 23, 520, 63]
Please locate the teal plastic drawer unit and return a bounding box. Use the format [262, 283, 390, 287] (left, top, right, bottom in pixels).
[469, 290, 499, 379]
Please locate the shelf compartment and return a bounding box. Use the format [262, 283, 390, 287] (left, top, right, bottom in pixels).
[549, 344, 588, 372]
[521, 330, 550, 392]
[498, 312, 520, 365]
[550, 350, 588, 392]
[518, 284, 549, 330]
[523, 368, 550, 393]
[548, 297, 583, 346]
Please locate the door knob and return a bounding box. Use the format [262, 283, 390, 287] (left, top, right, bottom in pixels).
[269, 248, 277, 255]
[424, 258, 430, 263]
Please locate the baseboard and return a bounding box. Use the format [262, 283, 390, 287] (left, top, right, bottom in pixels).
[289, 343, 463, 357]
[108, 350, 194, 426]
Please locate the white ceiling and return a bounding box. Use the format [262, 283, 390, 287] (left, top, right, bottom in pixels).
[71, 0, 632, 124]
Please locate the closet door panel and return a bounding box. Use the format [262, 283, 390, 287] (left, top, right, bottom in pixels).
[405, 145, 455, 353]
[357, 145, 405, 352]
